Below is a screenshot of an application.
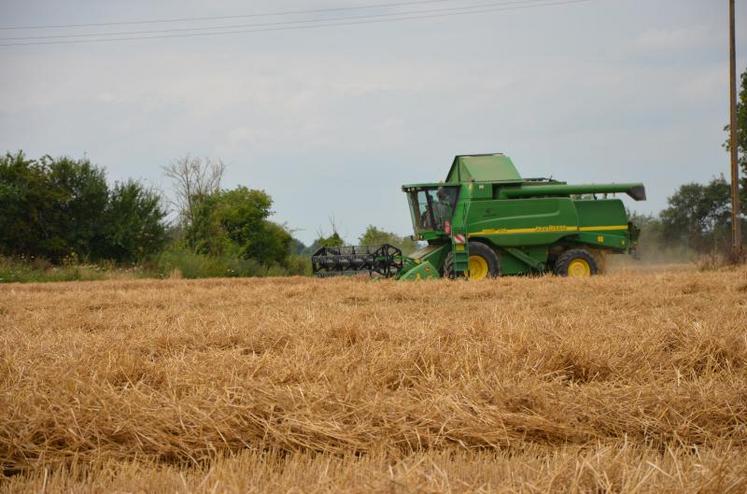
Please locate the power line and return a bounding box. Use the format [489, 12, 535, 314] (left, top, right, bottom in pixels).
[0, 0, 592, 47]
[0, 0, 560, 42]
[0, 0, 491, 31]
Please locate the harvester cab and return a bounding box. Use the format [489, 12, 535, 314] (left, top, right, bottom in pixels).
[405, 186, 459, 236]
[312, 153, 645, 280]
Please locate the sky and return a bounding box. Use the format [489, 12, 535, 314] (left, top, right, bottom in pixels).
[1, 0, 745, 245]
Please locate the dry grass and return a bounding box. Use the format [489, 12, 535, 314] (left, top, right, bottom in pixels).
[1, 265, 746, 492]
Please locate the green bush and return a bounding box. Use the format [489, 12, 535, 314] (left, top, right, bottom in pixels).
[156, 246, 313, 279]
[285, 255, 313, 276]
[157, 247, 262, 279]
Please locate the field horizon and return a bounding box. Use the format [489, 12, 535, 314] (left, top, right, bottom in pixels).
[2, 264, 746, 492]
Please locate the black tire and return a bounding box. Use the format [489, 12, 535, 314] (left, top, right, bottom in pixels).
[554, 248, 598, 277]
[443, 241, 501, 280]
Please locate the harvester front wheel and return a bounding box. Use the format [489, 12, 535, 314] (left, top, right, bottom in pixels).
[444, 242, 500, 280]
[554, 249, 598, 277]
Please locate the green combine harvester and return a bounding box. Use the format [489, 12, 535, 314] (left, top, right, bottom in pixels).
[312, 153, 645, 280]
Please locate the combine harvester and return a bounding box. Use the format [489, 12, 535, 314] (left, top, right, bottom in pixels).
[312, 153, 645, 280]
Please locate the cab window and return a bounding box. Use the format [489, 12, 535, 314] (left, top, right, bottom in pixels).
[408, 187, 458, 232]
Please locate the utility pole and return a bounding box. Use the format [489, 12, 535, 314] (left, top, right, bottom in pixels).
[729, 0, 742, 258]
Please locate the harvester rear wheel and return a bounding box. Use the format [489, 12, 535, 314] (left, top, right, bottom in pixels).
[554, 249, 598, 277]
[444, 242, 500, 280]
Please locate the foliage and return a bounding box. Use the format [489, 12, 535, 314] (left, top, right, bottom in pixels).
[358, 225, 417, 255]
[156, 246, 310, 279]
[285, 254, 313, 276]
[724, 65, 747, 206]
[0, 151, 51, 258]
[185, 186, 294, 269]
[0, 256, 157, 283]
[47, 155, 110, 260]
[300, 226, 417, 258]
[0, 256, 101, 283]
[0, 152, 110, 262]
[0, 151, 167, 264]
[317, 232, 344, 248]
[0, 151, 305, 278]
[659, 177, 736, 253]
[303, 231, 345, 255]
[162, 155, 225, 226]
[250, 221, 293, 266]
[290, 237, 307, 255]
[0, 249, 311, 284]
[156, 247, 264, 279]
[97, 181, 168, 263]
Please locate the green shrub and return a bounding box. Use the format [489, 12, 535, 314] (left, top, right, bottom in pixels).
[285, 255, 313, 276]
[157, 247, 267, 279]
[155, 246, 313, 279]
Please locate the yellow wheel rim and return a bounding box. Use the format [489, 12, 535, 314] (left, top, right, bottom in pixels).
[468, 255, 489, 280]
[567, 258, 591, 277]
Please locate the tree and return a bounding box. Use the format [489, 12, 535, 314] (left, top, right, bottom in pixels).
[44, 155, 109, 261]
[0, 151, 168, 264]
[290, 238, 307, 255]
[358, 225, 417, 254]
[98, 181, 168, 263]
[0, 151, 51, 258]
[316, 232, 344, 248]
[301, 218, 345, 254]
[0, 152, 109, 262]
[725, 66, 747, 209]
[163, 155, 225, 226]
[247, 221, 292, 266]
[660, 177, 732, 253]
[186, 186, 293, 266]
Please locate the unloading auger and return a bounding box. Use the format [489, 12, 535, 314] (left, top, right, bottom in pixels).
[312, 153, 646, 280]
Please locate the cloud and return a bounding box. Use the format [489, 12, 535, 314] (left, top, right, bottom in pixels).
[631, 25, 715, 53]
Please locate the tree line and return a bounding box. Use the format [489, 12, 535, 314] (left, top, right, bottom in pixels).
[0, 152, 311, 278]
[0, 152, 166, 264]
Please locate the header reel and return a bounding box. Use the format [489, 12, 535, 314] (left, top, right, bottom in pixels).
[311, 244, 403, 278]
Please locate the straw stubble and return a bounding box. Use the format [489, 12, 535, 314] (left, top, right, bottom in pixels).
[1, 265, 746, 492]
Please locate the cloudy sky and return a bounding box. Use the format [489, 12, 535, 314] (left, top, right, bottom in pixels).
[1, 0, 745, 244]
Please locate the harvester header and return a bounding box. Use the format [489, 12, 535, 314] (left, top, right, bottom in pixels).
[313, 153, 645, 280]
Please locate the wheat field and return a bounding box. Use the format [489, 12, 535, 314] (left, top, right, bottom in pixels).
[1, 264, 746, 492]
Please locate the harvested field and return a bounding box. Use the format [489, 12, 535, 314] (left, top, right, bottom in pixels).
[1, 265, 746, 492]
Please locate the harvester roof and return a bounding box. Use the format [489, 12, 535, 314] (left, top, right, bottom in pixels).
[445, 153, 522, 184]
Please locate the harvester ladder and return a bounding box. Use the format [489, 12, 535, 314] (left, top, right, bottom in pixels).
[452, 240, 469, 276]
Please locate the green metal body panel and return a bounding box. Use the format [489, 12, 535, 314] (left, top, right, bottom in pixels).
[445, 154, 522, 183]
[400, 153, 645, 278]
[396, 243, 449, 280]
[397, 260, 440, 280]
